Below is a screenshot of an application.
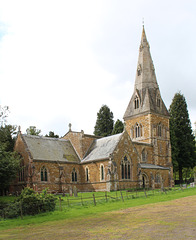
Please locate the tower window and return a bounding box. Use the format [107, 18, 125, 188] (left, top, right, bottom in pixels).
[134, 96, 139, 109]
[135, 123, 142, 138]
[157, 98, 161, 107]
[158, 124, 162, 137]
[141, 149, 147, 162]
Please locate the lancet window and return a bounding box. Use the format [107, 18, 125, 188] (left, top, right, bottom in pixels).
[86, 167, 89, 182]
[121, 156, 131, 180]
[158, 123, 162, 137]
[134, 96, 139, 109]
[100, 165, 104, 181]
[141, 149, 147, 162]
[72, 168, 77, 182]
[41, 166, 48, 181]
[135, 123, 142, 138]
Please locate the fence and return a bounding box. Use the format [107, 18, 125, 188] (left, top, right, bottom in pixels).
[56, 185, 187, 211]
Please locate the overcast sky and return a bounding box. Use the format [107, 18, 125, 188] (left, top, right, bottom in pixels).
[0, 0, 196, 136]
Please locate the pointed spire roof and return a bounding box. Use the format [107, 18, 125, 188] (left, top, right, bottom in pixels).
[124, 26, 169, 120]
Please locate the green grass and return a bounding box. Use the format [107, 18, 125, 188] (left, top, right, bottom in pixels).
[0, 187, 196, 231]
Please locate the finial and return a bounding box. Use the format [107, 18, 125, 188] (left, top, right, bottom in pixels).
[69, 123, 72, 132]
[142, 18, 144, 27]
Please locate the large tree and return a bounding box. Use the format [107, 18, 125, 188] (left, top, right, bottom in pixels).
[0, 145, 20, 194]
[94, 105, 114, 137]
[112, 119, 124, 135]
[169, 92, 196, 183]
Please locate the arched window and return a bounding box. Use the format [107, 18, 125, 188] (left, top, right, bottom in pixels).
[134, 96, 139, 109]
[100, 165, 104, 180]
[41, 167, 48, 181]
[135, 123, 142, 138]
[121, 156, 131, 180]
[155, 173, 161, 183]
[72, 168, 77, 182]
[86, 167, 89, 182]
[141, 149, 147, 162]
[157, 98, 161, 108]
[158, 124, 162, 137]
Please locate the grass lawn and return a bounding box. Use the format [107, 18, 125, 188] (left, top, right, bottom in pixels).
[0, 186, 196, 231]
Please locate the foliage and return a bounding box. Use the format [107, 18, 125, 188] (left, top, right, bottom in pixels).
[1, 188, 56, 218]
[94, 105, 114, 137]
[26, 126, 41, 136]
[112, 119, 124, 135]
[0, 146, 20, 192]
[0, 105, 9, 126]
[45, 131, 59, 138]
[169, 92, 196, 183]
[0, 125, 17, 152]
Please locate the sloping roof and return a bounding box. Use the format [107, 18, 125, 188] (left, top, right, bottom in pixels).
[140, 163, 170, 170]
[82, 133, 123, 162]
[22, 134, 80, 162]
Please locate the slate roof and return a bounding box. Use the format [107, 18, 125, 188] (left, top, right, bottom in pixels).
[22, 134, 80, 163]
[82, 133, 123, 162]
[140, 163, 170, 170]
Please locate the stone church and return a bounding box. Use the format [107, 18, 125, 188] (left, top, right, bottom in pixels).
[12, 27, 173, 193]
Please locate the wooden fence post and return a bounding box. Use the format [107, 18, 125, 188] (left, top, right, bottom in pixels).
[144, 188, 147, 198]
[93, 194, 96, 206]
[59, 197, 62, 211]
[105, 192, 108, 202]
[120, 191, 124, 202]
[81, 194, 83, 206]
[20, 200, 23, 219]
[67, 197, 70, 207]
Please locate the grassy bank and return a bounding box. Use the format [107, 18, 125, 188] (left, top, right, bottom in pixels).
[0, 186, 196, 231]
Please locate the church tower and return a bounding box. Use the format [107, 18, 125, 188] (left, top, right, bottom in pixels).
[124, 26, 171, 167]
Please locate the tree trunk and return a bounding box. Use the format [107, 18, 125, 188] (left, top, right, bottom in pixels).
[179, 166, 183, 184]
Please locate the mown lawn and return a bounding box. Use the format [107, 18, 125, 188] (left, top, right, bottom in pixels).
[0, 186, 196, 231]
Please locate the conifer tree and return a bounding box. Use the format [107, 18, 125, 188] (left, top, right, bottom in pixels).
[169, 92, 196, 183]
[112, 119, 124, 135]
[94, 105, 114, 137]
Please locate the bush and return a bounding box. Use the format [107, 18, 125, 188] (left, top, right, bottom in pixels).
[1, 188, 57, 219]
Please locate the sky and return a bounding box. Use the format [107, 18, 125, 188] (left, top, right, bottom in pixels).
[0, 0, 196, 136]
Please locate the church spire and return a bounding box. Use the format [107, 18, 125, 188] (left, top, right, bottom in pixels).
[134, 25, 158, 91]
[124, 27, 169, 120]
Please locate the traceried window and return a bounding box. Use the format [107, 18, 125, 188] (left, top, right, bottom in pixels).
[135, 123, 142, 138]
[100, 165, 104, 180]
[134, 96, 139, 109]
[121, 156, 131, 180]
[41, 166, 48, 181]
[72, 168, 77, 182]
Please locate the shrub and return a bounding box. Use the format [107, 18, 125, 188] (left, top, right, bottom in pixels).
[1, 188, 57, 219]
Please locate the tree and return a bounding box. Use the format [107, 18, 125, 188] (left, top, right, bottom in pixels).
[94, 105, 114, 137]
[169, 92, 196, 183]
[26, 126, 41, 136]
[0, 146, 20, 193]
[0, 125, 17, 152]
[112, 119, 124, 135]
[45, 131, 59, 138]
[0, 105, 9, 126]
